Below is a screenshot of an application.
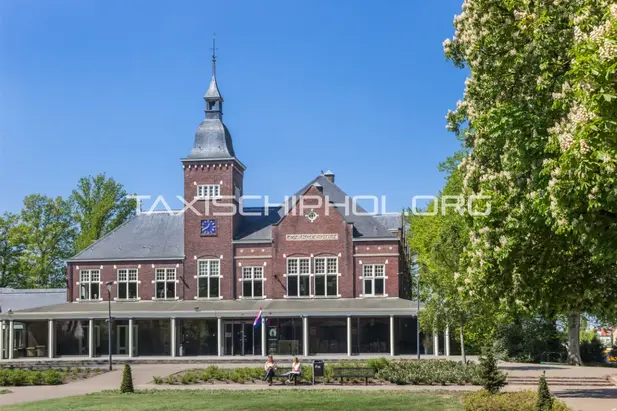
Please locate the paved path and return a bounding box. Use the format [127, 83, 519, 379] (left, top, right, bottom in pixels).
[0, 362, 616, 410]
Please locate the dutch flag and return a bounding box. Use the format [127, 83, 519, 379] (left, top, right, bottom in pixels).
[253, 307, 263, 329]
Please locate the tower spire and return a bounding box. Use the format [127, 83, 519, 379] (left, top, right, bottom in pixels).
[211, 33, 217, 78]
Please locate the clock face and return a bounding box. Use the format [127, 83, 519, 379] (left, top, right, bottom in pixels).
[200, 219, 217, 236]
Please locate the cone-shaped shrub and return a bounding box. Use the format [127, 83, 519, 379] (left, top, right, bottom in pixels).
[536, 371, 553, 410]
[479, 346, 507, 394]
[120, 364, 134, 393]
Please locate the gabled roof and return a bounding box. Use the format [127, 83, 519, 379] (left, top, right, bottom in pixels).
[234, 175, 399, 242]
[69, 213, 184, 262]
[68, 176, 400, 261]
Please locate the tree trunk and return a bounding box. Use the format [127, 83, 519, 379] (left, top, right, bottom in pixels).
[567, 311, 583, 366]
[459, 321, 466, 364]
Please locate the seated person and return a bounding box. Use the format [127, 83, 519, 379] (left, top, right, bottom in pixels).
[280, 356, 302, 383]
[264, 355, 276, 386]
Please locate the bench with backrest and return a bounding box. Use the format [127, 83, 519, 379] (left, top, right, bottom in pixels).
[332, 367, 376, 385]
[272, 367, 301, 385]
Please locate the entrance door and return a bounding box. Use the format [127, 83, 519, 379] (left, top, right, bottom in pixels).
[117, 325, 138, 355]
[223, 321, 258, 356]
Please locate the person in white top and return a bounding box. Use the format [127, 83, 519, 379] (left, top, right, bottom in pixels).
[264, 355, 276, 386]
[281, 356, 302, 384]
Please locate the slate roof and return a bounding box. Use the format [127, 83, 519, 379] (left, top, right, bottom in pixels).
[68, 175, 401, 261]
[235, 174, 400, 242]
[4, 297, 420, 319]
[0, 287, 66, 313]
[69, 212, 184, 262]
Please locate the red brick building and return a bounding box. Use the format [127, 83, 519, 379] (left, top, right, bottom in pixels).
[0, 53, 419, 360]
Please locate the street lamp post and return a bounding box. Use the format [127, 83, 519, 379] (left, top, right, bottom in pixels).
[105, 281, 113, 371]
[416, 272, 421, 360]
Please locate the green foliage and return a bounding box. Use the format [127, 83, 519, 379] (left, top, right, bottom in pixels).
[479, 347, 507, 394]
[580, 336, 606, 363]
[156, 360, 486, 386]
[0, 212, 23, 287]
[376, 360, 482, 385]
[70, 173, 136, 253]
[120, 364, 134, 393]
[463, 390, 572, 411]
[494, 317, 564, 363]
[536, 372, 552, 411]
[13, 194, 75, 287]
[0, 369, 63, 386]
[442, 0, 617, 367]
[152, 376, 163, 384]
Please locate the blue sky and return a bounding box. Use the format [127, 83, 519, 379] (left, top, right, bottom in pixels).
[0, 0, 466, 214]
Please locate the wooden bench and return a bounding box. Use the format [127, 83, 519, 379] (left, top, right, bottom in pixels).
[333, 367, 375, 385]
[273, 367, 301, 385]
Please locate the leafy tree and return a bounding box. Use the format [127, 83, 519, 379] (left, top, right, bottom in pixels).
[70, 174, 135, 253]
[13, 195, 75, 287]
[443, 0, 617, 365]
[409, 155, 500, 360]
[0, 213, 23, 287]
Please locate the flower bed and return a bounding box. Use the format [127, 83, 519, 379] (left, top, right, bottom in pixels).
[153, 359, 483, 386]
[0, 367, 105, 386]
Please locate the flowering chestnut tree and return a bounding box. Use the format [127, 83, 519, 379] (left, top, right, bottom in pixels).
[444, 0, 617, 364]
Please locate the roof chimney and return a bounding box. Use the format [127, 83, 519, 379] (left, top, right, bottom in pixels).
[323, 170, 335, 183]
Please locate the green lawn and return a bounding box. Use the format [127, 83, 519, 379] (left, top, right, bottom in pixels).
[3, 389, 464, 411]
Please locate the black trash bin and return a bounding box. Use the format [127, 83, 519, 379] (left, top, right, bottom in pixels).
[312, 360, 325, 385]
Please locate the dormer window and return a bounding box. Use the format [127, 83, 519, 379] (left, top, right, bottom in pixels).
[197, 184, 221, 199]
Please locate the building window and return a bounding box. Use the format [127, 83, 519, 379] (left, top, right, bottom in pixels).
[242, 266, 264, 298]
[79, 270, 100, 300]
[117, 269, 138, 299]
[286, 257, 310, 297]
[363, 264, 385, 296]
[314, 257, 338, 297]
[155, 268, 176, 299]
[196, 184, 221, 199]
[197, 259, 220, 298]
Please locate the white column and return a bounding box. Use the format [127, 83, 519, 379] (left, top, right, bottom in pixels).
[170, 318, 176, 357]
[390, 316, 395, 356]
[346, 317, 352, 356]
[433, 331, 439, 357]
[217, 318, 222, 357]
[445, 326, 451, 357]
[128, 318, 134, 358]
[302, 317, 309, 357]
[0, 320, 4, 360]
[88, 319, 94, 358]
[48, 319, 54, 359]
[8, 320, 14, 360]
[261, 317, 266, 356]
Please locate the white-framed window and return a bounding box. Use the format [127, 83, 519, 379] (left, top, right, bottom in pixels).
[314, 257, 338, 297]
[79, 270, 100, 300]
[363, 264, 386, 296]
[117, 268, 138, 299]
[155, 268, 176, 299]
[242, 266, 264, 298]
[196, 184, 221, 199]
[286, 257, 310, 297]
[197, 259, 220, 298]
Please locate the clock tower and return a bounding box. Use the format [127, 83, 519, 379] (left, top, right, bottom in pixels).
[181, 36, 245, 300]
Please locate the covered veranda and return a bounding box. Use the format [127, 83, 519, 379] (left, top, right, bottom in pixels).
[0, 298, 453, 360]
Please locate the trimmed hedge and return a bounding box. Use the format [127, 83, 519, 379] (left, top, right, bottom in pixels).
[0, 369, 63, 386]
[154, 359, 484, 386]
[376, 360, 483, 385]
[463, 390, 572, 411]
